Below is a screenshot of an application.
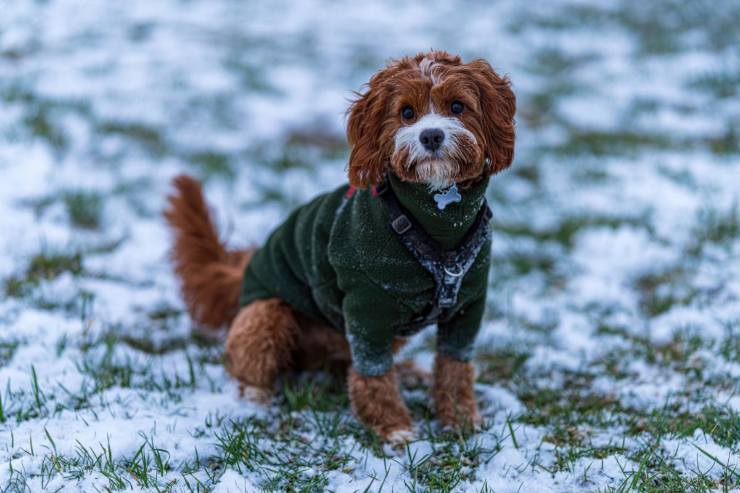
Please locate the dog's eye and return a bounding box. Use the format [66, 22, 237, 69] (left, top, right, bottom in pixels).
[450, 101, 464, 114]
[401, 106, 415, 120]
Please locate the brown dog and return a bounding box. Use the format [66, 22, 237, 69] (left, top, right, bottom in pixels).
[165, 50, 515, 445]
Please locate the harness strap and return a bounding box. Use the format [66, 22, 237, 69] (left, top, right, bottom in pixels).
[376, 179, 492, 329]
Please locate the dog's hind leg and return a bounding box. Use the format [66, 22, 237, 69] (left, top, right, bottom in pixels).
[225, 298, 299, 402]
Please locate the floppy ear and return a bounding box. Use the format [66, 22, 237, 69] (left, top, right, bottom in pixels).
[346, 79, 390, 188]
[469, 60, 516, 175]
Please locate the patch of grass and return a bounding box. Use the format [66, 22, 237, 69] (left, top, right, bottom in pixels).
[493, 251, 558, 281]
[97, 121, 167, 156]
[126, 434, 174, 490]
[689, 70, 740, 100]
[573, 166, 611, 184]
[519, 82, 580, 128]
[719, 324, 739, 363]
[252, 126, 347, 174]
[690, 204, 740, 252]
[255, 144, 329, 173]
[553, 443, 629, 474]
[0, 339, 20, 367]
[405, 438, 500, 492]
[511, 4, 608, 32]
[592, 326, 711, 387]
[211, 414, 356, 492]
[513, 376, 636, 474]
[26, 251, 83, 280]
[36, 432, 180, 491]
[76, 333, 199, 398]
[2, 87, 92, 153]
[21, 189, 105, 229]
[3, 250, 84, 299]
[617, 12, 682, 56]
[550, 130, 676, 157]
[610, 441, 737, 493]
[223, 57, 276, 93]
[280, 376, 348, 413]
[633, 266, 694, 318]
[512, 162, 540, 184]
[188, 150, 234, 179]
[495, 215, 644, 249]
[707, 124, 740, 155]
[630, 405, 740, 450]
[63, 190, 103, 229]
[477, 348, 531, 383]
[519, 386, 624, 445]
[22, 102, 68, 152]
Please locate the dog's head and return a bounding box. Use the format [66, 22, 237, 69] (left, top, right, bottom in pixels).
[346, 50, 516, 190]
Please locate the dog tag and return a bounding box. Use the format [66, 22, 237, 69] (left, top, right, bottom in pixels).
[433, 183, 461, 210]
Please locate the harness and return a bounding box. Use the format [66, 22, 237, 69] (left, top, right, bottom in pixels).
[374, 179, 492, 334]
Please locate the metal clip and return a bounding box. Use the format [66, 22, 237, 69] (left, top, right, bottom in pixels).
[391, 215, 412, 234]
[443, 264, 464, 278]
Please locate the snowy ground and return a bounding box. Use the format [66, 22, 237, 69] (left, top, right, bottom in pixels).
[1, 0, 739, 491]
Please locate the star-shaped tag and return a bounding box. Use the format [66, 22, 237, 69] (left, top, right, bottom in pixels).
[433, 183, 461, 210]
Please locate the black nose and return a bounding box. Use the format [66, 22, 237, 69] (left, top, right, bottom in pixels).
[419, 128, 445, 152]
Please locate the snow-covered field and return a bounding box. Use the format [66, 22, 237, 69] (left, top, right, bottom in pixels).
[1, 0, 739, 491]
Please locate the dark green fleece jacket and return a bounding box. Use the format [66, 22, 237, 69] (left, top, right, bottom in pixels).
[240, 174, 491, 376]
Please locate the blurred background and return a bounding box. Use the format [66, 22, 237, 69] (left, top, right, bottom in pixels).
[1, 1, 738, 491]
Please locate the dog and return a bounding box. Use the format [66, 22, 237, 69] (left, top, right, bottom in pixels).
[164, 50, 515, 445]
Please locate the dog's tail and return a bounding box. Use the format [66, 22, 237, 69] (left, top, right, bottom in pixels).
[163, 174, 254, 330]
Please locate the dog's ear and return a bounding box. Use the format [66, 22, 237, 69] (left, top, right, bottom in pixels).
[346, 72, 393, 188]
[468, 59, 516, 175]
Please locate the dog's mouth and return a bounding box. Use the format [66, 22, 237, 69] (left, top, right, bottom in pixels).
[412, 158, 459, 191]
[391, 137, 483, 191]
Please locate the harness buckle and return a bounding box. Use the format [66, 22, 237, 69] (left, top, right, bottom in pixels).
[391, 215, 412, 234]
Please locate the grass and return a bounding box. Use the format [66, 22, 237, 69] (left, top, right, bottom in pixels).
[3, 250, 83, 299]
[2, 0, 740, 491]
[21, 325, 733, 492]
[97, 121, 167, 157]
[689, 70, 740, 100]
[691, 204, 740, 250]
[63, 191, 104, 229]
[494, 215, 645, 249]
[188, 151, 235, 179]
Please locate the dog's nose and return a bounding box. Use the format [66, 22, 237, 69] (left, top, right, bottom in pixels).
[419, 128, 445, 152]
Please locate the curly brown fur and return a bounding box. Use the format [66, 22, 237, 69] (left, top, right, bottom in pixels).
[395, 360, 432, 389]
[348, 367, 413, 440]
[432, 354, 481, 429]
[292, 314, 351, 375]
[225, 298, 299, 393]
[346, 50, 515, 189]
[163, 174, 253, 329]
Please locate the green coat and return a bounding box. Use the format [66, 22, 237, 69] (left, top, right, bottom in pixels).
[240, 174, 491, 376]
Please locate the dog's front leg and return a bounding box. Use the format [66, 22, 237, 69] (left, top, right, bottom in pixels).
[432, 354, 481, 429]
[339, 281, 415, 444]
[434, 297, 486, 430]
[348, 366, 414, 445]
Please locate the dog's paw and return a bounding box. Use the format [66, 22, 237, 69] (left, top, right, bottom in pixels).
[395, 360, 432, 389]
[385, 428, 416, 448]
[240, 384, 272, 405]
[439, 412, 483, 433]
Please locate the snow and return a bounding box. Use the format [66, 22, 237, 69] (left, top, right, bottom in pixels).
[212, 470, 261, 493]
[1, 0, 739, 491]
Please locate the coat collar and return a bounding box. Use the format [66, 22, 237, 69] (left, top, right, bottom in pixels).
[385, 173, 490, 250]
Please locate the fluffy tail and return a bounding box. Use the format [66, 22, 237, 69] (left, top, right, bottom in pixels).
[163, 174, 254, 329]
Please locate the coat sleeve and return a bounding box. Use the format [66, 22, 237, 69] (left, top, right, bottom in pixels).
[437, 294, 486, 362]
[336, 268, 405, 377]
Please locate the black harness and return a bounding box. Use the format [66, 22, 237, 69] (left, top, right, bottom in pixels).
[375, 180, 492, 335]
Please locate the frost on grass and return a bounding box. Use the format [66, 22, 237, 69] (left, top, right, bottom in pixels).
[1, 0, 739, 492]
